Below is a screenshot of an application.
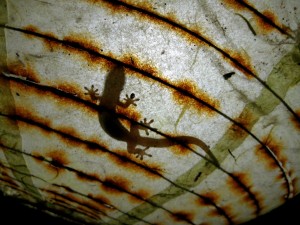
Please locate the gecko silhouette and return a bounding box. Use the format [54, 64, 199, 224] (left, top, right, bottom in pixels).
[85, 65, 219, 165]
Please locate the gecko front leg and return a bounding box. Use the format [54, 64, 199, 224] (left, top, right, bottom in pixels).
[84, 85, 101, 102]
[121, 93, 140, 108]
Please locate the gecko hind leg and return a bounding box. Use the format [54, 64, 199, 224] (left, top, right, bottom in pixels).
[139, 118, 157, 135]
[128, 141, 152, 160]
[133, 147, 152, 160]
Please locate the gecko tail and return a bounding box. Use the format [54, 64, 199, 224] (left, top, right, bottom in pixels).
[177, 136, 220, 167]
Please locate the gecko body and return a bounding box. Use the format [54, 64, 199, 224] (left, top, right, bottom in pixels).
[85, 65, 219, 165]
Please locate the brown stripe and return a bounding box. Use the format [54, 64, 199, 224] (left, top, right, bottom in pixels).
[237, 0, 293, 36]
[225, 172, 261, 216]
[221, 0, 292, 36]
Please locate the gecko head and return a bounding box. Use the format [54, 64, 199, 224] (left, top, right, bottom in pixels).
[101, 64, 126, 103]
[104, 64, 126, 94]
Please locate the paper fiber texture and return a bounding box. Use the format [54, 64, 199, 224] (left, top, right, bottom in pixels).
[0, 1, 300, 224]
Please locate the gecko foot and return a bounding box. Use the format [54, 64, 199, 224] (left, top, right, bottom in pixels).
[139, 118, 157, 135]
[134, 147, 152, 160]
[123, 93, 140, 107]
[84, 85, 100, 102]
